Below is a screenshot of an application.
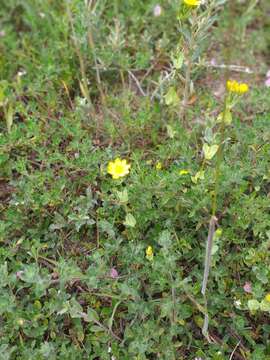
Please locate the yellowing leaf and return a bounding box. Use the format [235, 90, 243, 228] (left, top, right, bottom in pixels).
[247, 299, 260, 311]
[191, 170, 205, 184]
[165, 87, 179, 106]
[217, 109, 232, 125]
[260, 299, 270, 312]
[166, 125, 176, 139]
[188, 94, 197, 105]
[6, 104, 14, 134]
[203, 144, 219, 160]
[172, 52, 184, 70]
[0, 87, 5, 106]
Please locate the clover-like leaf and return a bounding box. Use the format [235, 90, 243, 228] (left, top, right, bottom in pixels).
[203, 143, 219, 160]
[124, 213, 136, 228]
[165, 87, 180, 106]
[247, 299, 260, 311]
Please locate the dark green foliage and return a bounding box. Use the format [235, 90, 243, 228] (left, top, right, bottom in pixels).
[0, 0, 270, 359]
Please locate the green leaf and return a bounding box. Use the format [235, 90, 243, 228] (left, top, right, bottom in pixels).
[124, 213, 136, 227]
[0, 81, 8, 107]
[247, 299, 260, 311]
[211, 244, 219, 255]
[20, 264, 40, 283]
[166, 125, 176, 139]
[224, 109, 232, 125]
[260, 300, 270, 312]
[39, 342, 56, 359]
[0, 262, 9, 288]
[0, 292, 15, 315]
[116, 189, 129, 204]
[160, 299, 174, 318]
[172, 51, 184, 70]
[86, 308, 99, 322]
[0, 344, 17, 360]
[99, 220, 115, 238]
[69, 298, 83, 318]
[191, 170, 205, 184]
[217, 109, 232, 125]
[158, 230, 172, 249]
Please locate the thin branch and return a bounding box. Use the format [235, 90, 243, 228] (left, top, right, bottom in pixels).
[201, 216, 218, 296]
[128, 70, 146, 96]
[229, 340, 241, 360]
[202, 62, 254, 74]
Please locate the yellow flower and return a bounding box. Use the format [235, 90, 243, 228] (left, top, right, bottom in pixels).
[146, 246, 154, 261]
[107, 158, 131, 180]
[183, 0, 200, 6]
[179, 169, 189, 175]
[155, 162, 162, 170]
[265, 293, 270, 303]
[226, 80, 249, 94]
[238, 83, 249, 94]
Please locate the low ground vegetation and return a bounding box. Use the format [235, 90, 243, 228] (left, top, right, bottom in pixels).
[0, 0, 270, 359]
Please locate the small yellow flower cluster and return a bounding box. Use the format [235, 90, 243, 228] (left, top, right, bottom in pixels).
[226, 80, 249, 94]
[265, 293, 270, 303]
[146, 246, 154, 261]
[179, 169, 189, 175]
[183, 0, 201, 6]
[107, 158, 131, 180]
[155, 162, 162, 170]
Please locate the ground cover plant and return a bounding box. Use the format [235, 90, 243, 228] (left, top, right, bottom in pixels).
[0, 0, 270, 359]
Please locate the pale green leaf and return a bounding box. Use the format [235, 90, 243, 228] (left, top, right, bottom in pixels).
[247, 299, 260, 311]
[165, 87, 179, 106]
[124, 213, 136, 228]
[203, 143, 219, 160]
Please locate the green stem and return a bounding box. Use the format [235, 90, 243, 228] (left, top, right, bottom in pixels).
[66, 1, 94, 116]
[201, 93, 229, 342]
[212, 95, 229, 216]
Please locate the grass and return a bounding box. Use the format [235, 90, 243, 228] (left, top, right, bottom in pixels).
[0, 0, 270, 359]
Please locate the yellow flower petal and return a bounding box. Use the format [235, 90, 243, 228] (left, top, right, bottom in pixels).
[146, 246, 154, 261]
[107, 158, 131, 179]
[226, 79, 249, 94]
[238, 83, 249, 93]
[183, 0, 200, 6]
[179, 169, 189, 175]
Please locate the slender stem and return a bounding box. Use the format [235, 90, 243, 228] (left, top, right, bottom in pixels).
[88, 27, 106, 107]
[212, 95, 228, 216]
[181, 56, 191, 118]
[66, 1, 94, 115]
[201, 216, 218, 296]
[179, 9, 197, 121]
[201, 94, 229, 342]
[200, 0, 234, 342]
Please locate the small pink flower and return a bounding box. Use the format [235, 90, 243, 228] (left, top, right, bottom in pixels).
[210, 58, 217, 66]
[266, 70, 270, 78]
[243, 282, 252, 293]
[16, 271, 24, 279]
[153, 5, 162, 17]
[265, 78, 270, 88]
[110, 268, 119, 279]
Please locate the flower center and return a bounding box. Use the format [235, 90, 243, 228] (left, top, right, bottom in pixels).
[115, 164, 124, 174]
